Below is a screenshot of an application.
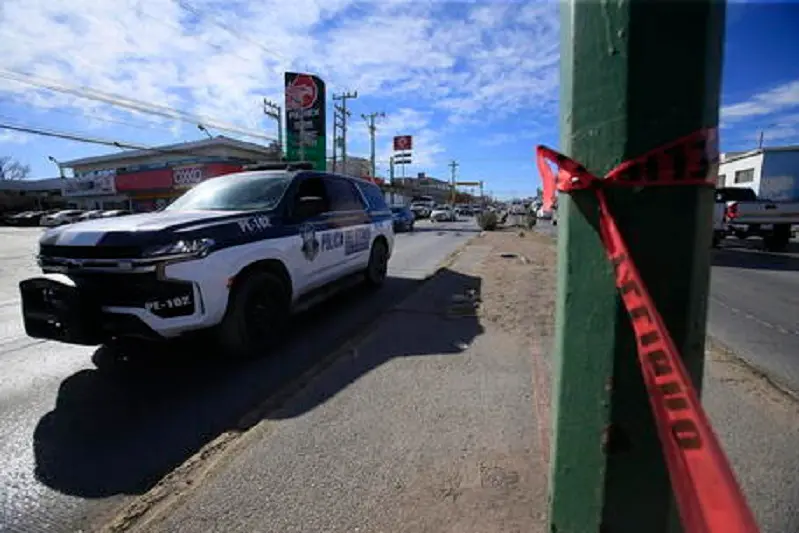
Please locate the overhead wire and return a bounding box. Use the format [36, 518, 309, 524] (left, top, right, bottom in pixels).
[0, 120, 276, 163]
[0, 69, 276, 143]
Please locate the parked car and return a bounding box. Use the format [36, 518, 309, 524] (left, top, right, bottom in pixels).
[78, 210, 105, 222]
[390, 206, 415, 232]
[430, 206, 457, 222]
[40, 209, 85, 227]
[100, 209, 132, 218]
[410, 203, 431, 219]
[712, 187, 799, 251]
[4, 211, 43, 226]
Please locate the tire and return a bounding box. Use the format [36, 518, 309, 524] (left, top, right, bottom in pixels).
[217, 270, 289, 360]
[763, 225, 790, 253]
[92, 338, 151, 377]
[364, 239, 389, 288]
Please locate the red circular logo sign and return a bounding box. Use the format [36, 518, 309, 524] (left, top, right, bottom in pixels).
[286, 75, 318, 110]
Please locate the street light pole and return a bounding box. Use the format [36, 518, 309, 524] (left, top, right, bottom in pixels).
[48, 155, 65, 179]
[197, 124, 213, 139]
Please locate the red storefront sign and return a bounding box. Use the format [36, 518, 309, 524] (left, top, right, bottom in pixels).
[173, 163, 242, 189]
[115, 168, 173, 191]
[114, 163, 243, 192]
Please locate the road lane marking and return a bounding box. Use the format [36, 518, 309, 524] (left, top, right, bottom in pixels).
[710, 296, 799, 337]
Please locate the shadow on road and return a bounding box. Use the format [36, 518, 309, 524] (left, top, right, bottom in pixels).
[270, 267, 483, 420]
[712, 244, 799, 272]
[409, 225, 482, 235]
[31, 268, 483, 499]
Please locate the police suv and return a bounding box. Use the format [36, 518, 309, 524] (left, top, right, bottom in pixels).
[19, 163, 394, 360]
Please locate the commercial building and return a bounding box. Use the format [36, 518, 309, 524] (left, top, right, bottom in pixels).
[0, 177, 65, 213]
[718, 145, 799, 201]
[62, 136, 281, 211]
[328, 156, 372, 179]
[393, 173, 452, 204]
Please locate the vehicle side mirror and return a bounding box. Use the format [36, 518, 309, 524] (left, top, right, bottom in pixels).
[294, 196, 326, 220]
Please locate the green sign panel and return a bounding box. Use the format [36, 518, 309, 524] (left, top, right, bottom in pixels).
[284, 72, 326, 171]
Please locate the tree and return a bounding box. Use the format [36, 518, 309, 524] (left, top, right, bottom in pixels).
[0, 156, 31, 181]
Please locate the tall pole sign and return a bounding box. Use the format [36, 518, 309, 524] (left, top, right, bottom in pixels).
[285, 72, 327, 171]
[392, 135, 413, 178]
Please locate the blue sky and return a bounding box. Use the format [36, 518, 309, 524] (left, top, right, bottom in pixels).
[1, 0, 798, 199]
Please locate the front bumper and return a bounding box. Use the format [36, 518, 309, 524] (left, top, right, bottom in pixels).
[19, 273, 200, 345]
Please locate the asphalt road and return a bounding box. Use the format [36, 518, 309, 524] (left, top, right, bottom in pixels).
[708, 238, 799, 394]
[0, 219, 478, 533]
[536, 221, 799, 395]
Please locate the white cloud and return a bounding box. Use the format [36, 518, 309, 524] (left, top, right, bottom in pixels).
[0, 0, 560, 172]
[721, 80, 799, 121]
[0, 130, 32, 144]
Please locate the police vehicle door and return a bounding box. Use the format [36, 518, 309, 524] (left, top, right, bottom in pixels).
[322, 175, 371, 275]
[287, 174, 338, 292]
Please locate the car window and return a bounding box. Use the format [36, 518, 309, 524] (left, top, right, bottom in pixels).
[325, 176, 365, 212]
[357, 181, 388, 210]
[166, 171, 292, 211]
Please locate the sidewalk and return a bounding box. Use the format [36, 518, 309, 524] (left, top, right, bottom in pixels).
[112, 229, 559, 533]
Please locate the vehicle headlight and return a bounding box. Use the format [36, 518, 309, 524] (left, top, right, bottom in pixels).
[143, 238, 216, 259]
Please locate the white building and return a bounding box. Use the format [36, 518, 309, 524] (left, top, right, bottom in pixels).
[328, 156, 371, 178]
[718, 146, 799, 201]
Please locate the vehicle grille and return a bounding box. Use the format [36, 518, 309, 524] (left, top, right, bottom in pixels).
[40, 244, 142, 259]
[71, 272, 193, 309]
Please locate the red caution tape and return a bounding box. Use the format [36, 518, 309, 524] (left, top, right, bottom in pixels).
[537, 128, 760, 533]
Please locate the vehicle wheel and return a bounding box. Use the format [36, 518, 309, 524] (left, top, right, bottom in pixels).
[712, 233, 721, 248]
[763, 225, 791, 252]
[217, 271, 289, 360]
[92, 338, 151, 377]
[364, 239, 389, 288]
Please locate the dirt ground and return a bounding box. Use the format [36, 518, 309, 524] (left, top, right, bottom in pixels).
[471, 228, 558, 466]
[473, 229, 558, 341]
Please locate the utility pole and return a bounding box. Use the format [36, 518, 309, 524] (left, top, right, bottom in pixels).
[263, 98, 283, 157]
[362, 111, 385, 178]
[549, 2, 725, 533]
[448, 160, 458, 206]
[332, 109, 341, 172]
[333, 91, 358, 173]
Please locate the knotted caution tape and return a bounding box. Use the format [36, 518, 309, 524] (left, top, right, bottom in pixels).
[537, 128, 760, 533]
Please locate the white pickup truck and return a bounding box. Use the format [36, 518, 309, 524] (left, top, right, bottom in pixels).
[713, 187, 799, 252]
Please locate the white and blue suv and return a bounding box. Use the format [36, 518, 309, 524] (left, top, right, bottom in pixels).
[19, 163, 394, 360]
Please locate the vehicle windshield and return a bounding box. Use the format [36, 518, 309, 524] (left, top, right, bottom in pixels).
[166, 171, 292, 212]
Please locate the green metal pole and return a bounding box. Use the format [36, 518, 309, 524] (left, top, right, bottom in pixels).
[549, 1, 725, 532]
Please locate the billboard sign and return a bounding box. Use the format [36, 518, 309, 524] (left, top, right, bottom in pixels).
[285, 72, 326, 171]
[393, 135, 412, 151]
[62, 169, 117, 197]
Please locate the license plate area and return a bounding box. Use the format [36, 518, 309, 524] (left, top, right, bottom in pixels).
[19, 277, 103, 345]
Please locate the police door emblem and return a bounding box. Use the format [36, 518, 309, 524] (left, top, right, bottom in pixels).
[300, 223, 320, 261]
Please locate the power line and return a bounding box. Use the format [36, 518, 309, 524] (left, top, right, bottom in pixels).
[9, 100, 188, 136]
[0, 121, 150, 150]
[0, 69, 276, 143]
[176, 0, 290, 63]
[0, 120, 274, 164]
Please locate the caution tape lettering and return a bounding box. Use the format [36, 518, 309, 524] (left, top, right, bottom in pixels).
[537, 128, 760, 533]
